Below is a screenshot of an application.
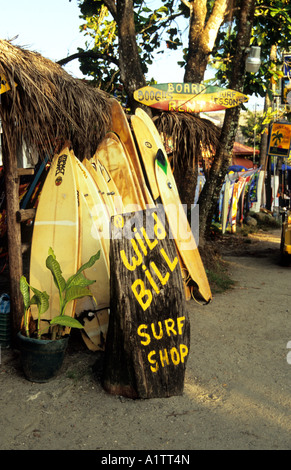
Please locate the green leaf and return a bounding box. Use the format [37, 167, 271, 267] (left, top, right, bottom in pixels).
[66, 251, 100, 289]
[66, 272, 96, 288]
[64, 285, 93, 305]
[46, 248, 66, 293]
[50, 315, 84, 329]
[20, 275, 31, 311]
[30, 287, 49, 316]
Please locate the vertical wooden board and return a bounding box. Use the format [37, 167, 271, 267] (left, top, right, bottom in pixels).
[30, 148, 79, 321]
[103, 207, 190, 399]
[2, 134, 23, 335]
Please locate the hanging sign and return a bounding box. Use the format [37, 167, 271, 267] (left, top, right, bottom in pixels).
[283, 54, 291, 78]
[133, 83, 249, 113]
[268, 121, 291, 158]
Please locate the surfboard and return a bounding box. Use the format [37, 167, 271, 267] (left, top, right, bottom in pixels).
[221, 179, 231, 234]
[83, 157, 116, 218]
[131, 113, 204, 301]
[30, 147, 79, 324]
[131, 114, 211, 303]
[135, 107, 163, 149]
[252, 170, 264, 212]
[130, 115, 161, 202]
[155, 151, 212, 303]
[95, 159, 125, 215]
[109, 98, 154, 207]
[94, 132, 143, 213]
[230, 178, 245, 233]
[71, 154, 110, 351]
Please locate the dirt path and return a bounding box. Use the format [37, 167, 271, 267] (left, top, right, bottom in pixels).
[1, 228, 291, 451]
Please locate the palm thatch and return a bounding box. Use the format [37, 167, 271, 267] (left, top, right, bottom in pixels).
[0, 39, 112, 160]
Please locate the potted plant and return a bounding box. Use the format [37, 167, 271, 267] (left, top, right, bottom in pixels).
[18, 247, 100, 382]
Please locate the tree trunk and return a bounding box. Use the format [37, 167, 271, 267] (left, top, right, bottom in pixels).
[260, 45, 277, 209]
[174, 165, 198, 218]
[1, 132, 23, 341]
[116, 0, 146, 111]
[184, 0, 228, 83]
[198, 0, 256, 243]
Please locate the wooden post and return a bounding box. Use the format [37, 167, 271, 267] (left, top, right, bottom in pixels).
[103, 207, 190, 399]
[1, 133, 23, 340]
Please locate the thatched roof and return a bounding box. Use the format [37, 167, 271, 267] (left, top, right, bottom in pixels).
[0, 39, 112, 160]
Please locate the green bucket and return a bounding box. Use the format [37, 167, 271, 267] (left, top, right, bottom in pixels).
[0, 294, 10, 348]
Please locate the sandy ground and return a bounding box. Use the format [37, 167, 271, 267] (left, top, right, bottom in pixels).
[1, 227, 291, 453]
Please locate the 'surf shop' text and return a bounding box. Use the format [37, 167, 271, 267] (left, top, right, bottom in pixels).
[137, 316, 189, 372]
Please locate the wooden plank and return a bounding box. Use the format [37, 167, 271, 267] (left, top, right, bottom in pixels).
[1, 134, 23, 339]
[16, 208, 36, 223]
[103, 207, 190, 399]
[17, 168, 35, 176]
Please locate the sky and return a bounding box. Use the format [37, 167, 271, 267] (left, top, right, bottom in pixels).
[0, 0, 262, 110]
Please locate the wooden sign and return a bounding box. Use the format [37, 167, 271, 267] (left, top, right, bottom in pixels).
[103, 207, 190, 399]
[268, 122, 291, 157]
[133, 83, 248, 113]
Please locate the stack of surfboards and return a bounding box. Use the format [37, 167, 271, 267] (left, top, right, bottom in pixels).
[30, 147, 114, 351]
[30, 98, 212, 352]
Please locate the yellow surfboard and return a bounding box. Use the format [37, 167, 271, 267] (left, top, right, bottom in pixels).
[97, 159, 125, 215]
[131, 115, 191, 300]
[83, 157, 117, 218]
[30, 148, 79, 323]
[94, 132, 143, 213]
[130, 115, 161, 202]
[72, 154, 110, 351]
[131, 114, 211, 303]
[135, 107, 165, 152]
[109, 98, 154, 207]
[155, 151, 212, 303]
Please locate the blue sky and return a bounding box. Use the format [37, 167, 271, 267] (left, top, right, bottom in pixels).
[0, 0, 87, 77]
[0, 0, 261, 110]
[0, 0, 185, 81]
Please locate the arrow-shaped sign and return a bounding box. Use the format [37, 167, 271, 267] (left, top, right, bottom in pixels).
[0, 75, 17, 95]
[133, 83, 248, 113]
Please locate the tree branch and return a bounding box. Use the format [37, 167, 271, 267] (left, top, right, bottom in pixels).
[103, 0, 117, 20]
[180, 0, 192, 10]
[57, 50, 119, 67]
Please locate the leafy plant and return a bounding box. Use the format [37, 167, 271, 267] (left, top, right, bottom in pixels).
[20, 275, 49, 339]
[20, 247, 100, 340]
